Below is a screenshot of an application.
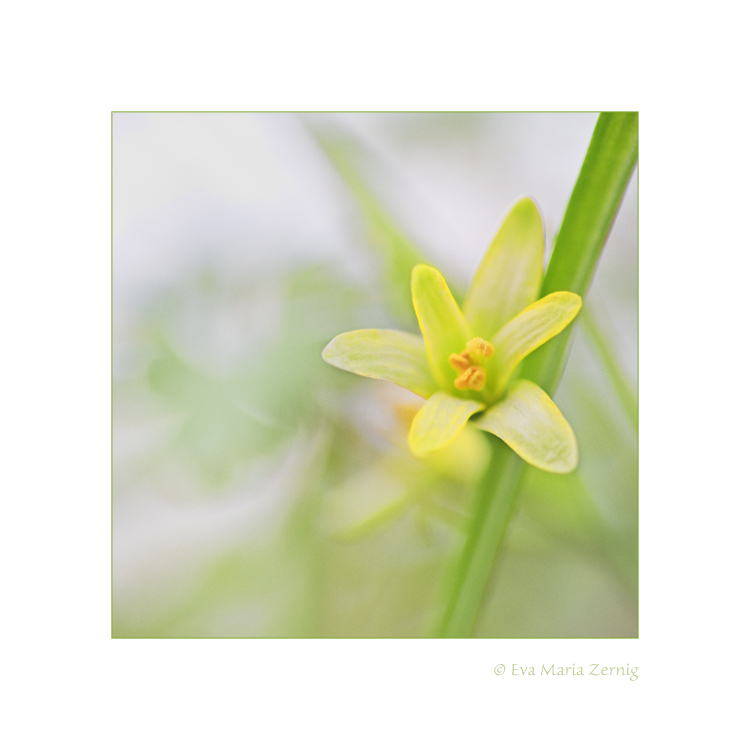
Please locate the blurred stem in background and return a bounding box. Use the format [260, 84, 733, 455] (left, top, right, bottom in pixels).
[578, 304, 638, 432]
[308, 124, 466, 327]
[435, 112, 639, 637]
[309, 127, 426, 328]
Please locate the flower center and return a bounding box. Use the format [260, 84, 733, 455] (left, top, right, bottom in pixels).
[448, 337, 495, 391]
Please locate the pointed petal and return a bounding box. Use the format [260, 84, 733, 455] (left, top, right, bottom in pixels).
[408, 391, 485, 456]
[462, 197, 545, 338]
[411, 265, 472, 390]
[322, 329, 436, 399]
[475, 379, 577, 473]
[489, 291, 582, 398]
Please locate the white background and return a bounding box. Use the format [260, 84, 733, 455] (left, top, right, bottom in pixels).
[2, 1, 746, 746]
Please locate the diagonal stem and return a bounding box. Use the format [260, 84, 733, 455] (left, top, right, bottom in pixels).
[432, 435, 523, 637]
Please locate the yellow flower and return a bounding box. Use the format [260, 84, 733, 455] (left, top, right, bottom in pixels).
[323, 198, 581, 473]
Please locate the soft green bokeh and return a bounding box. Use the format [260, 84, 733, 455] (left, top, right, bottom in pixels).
[113, 113, 636, 638]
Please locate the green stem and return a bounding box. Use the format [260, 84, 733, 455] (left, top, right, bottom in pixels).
[433, 436, 523, 637]
[434, 112, 638, 637]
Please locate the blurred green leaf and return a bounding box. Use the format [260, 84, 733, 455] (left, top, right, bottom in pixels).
[518, 467, 637, 593]
[147, 344, 287, 485]
[578, 304, 638, 431]
[308, 125, 432, 327]
[133, 262, 377, 485]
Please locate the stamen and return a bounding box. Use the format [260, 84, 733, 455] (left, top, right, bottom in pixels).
[449, 352, 471, 371]
[448, 338, 494, 391]
[465, 337, 495, 359]
[454, 366, 486, 391]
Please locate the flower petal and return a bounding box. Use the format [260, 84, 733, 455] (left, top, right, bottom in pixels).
[411, 265, 472, 390]
[408, 391, 485, 457]
[489, 291, 582, 399]
[475, 379, 577, 473]
[462, 197, 545, 339]
[322, 329, 436, 398]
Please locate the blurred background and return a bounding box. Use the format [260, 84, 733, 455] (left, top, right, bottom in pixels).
[113, 113, 637, 638]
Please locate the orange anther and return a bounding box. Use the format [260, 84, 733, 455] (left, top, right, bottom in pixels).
[449, 353, 471, 372]
[454, 366, 486, 391]
[465, 337, 495, 359]
[449, 338, 492, 391]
